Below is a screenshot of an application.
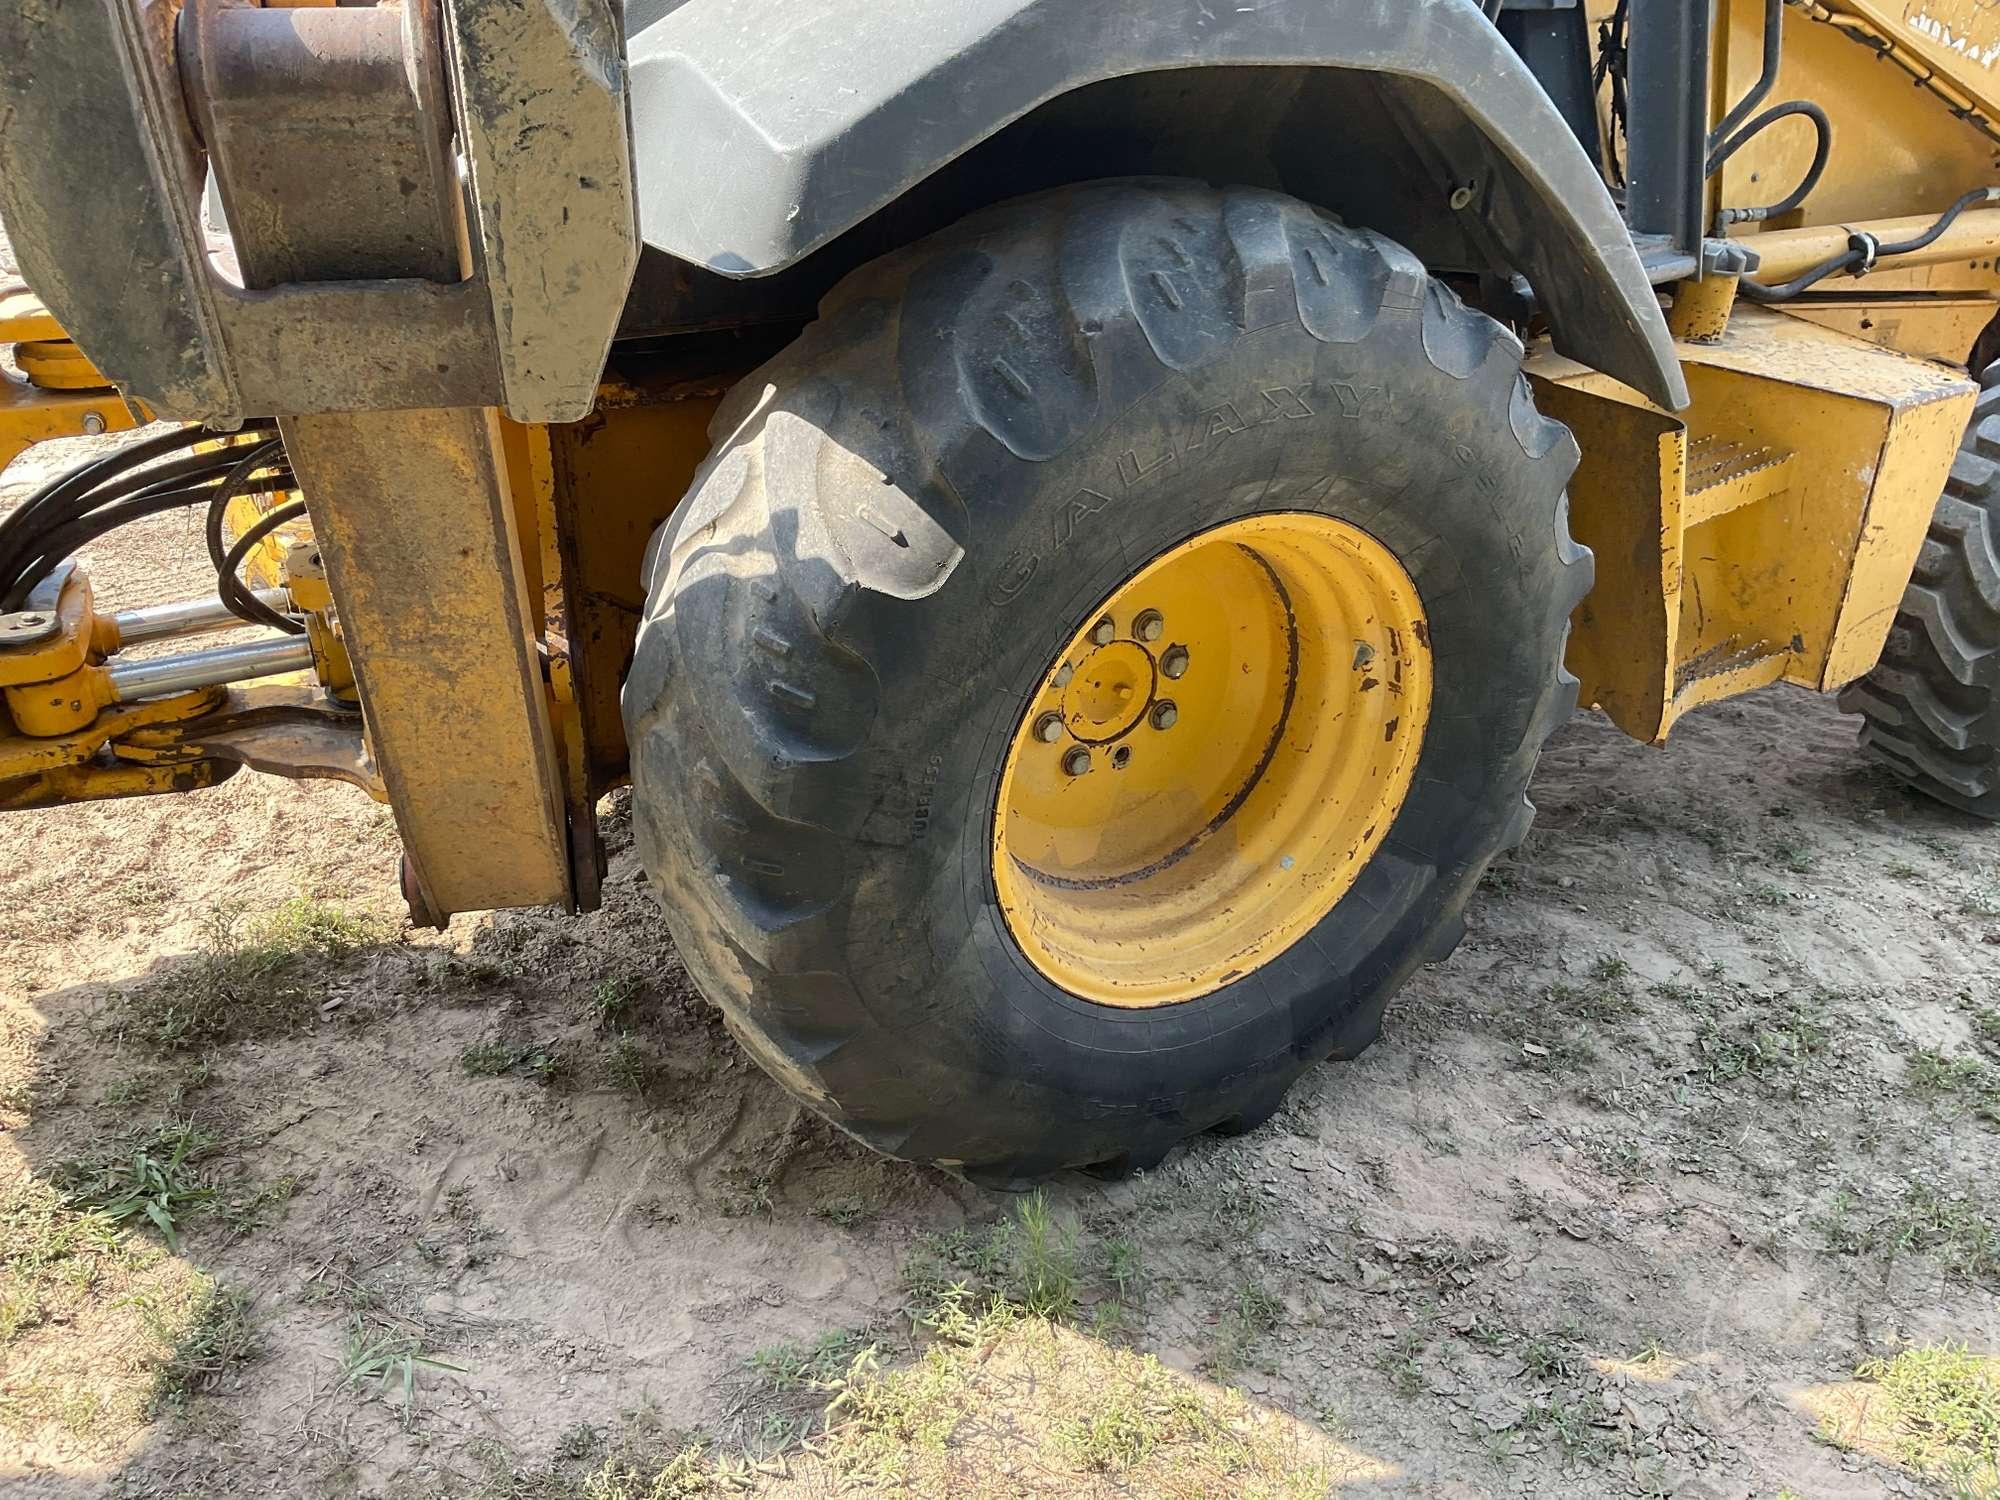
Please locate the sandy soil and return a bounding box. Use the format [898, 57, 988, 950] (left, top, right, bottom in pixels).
[3, 225, 1997, 1500]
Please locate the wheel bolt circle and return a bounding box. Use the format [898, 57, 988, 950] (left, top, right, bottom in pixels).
[1161, 645, 1190, 679]
[1089, 616, 1116, 646]
[1062, 747, 1093, 777]
[1135, 609, 1164, 642]
[1151, 700, 1178, 731]
[1034, 712, 1064, 743]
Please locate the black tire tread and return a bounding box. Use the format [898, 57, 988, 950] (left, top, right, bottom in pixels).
[1841, 376, 2000, 818]
[625, 180, 1587, 1177]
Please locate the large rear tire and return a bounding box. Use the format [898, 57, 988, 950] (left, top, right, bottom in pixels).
[1841, 378, 2000, 819]
[621, 180, 1588, 1180]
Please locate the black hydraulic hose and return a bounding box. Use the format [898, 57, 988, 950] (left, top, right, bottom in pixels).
[218, 499, 310, 638]
[1709, 100, 1833, 228]
[1741, 186, 2000, 302]
[0, 425, 291, 611]
[1709, 0, 1784, 153]
[0, 427, 280, 592]
[1, 486, 246, 610]
[203, 439, 301, 633]
[0, 424, 225, 579]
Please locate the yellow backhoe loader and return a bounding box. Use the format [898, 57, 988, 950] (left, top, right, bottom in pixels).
[0, 0, 1994, 1182]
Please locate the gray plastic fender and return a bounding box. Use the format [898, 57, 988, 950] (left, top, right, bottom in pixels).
[626, 0, 1687, 411]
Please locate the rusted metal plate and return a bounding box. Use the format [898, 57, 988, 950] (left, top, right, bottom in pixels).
[115, 683, 383, 798]
[282, 408, 571, 914]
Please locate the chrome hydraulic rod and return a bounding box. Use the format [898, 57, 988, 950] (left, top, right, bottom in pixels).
[111, 587, 293, 646]
[105, 635, 313, 701]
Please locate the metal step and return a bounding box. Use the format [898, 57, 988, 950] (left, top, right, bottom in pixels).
[1683, 434, 1796, 527]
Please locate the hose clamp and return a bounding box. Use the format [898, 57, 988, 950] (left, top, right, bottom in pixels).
[1847, 231, 1881, 275]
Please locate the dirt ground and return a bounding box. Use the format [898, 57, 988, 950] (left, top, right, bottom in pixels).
[3, 236, 1998, 1500]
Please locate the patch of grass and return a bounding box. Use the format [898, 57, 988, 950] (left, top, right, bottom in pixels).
[581, 1444, 720, 1499]
[1520, 1329, 1582, 1383]
[1, 1176, 139, 1345]
[1523, 1391, 1613, 1467]
[604, 1035, 651, 1095]
[812, 1195, 871, 1228]
[1014, 1190, 1079, 1319]
[117, 898, 386, 1051]
[751, 1329, 870, 1392]
[589, 974, 639, 1029]
[741, 1328, 872, 1455]
[339, 1313, 465, 1421]
[1374, 1322, 1429, 1399]
[1814, 1187, 1868, 1256]
[1852, 1344, 1998, 1493]
[1965, 1000, 2000, 1057]
[1764, 832, 1818, 874]
[53, 1120, 219, 1254]
[460, 1039, 565, 1084]
[1883, 1179, 1999, 1284]
[1958, 873, 2000, 919]
[1694, 994, 1830, 1088]
[148, 1280, 261, 1412]
[820, 1298, 1336, 1495]
[1906, 1049, 2000, 1125]
[715, 1170, 774, 1220]
[1103, 1236, 1143, 1302]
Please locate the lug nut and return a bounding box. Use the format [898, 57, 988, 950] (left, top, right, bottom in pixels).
[1150, 700, 1178, 730]
[1062, 747, 1093, 777]
[1089, 616, 1116, 646]
[1034, 712, 1064, 743]
[1134, 609, 1164, 642]
[1161, 645, 1190, 679]
[1052, 661, 1074, 688]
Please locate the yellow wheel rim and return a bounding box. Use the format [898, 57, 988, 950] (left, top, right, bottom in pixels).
[992, 512, 1432, 1007]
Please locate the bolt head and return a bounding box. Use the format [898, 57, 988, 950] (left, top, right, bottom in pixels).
[1089, 616, 1116, 647]
[1151, 700, 1178, 730]
[1062, 747, 1093, 777]
[1052, 661, 1074, 688]
[1161, 645, 1190, 680]
[1034, 712, 1064, 744]
[20, 615, 45, 627]
[1135, 609, 1164, 642]
[81, 411, 106, 436]
[1449, 184, 1476, 210]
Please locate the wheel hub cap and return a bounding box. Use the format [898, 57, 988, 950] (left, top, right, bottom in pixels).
[991, 512, 1433, 1008]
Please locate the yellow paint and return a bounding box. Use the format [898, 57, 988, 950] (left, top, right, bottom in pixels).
[1525, 365, 1685, 744]
[0, 689, 223, 781]
[1781, 298, 2000, 365]
[546, 368, 726, 790]
[0, 755, 234, 810]
[1713, 0, 2000, 230]
[1667, 274, 1740, 344]
[991, 513, 1431, 1008]
[1528, 309, 1973, 742]
[280, 407, 572, 916]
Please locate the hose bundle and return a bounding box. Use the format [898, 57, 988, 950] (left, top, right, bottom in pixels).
[0, 424, 305, 633]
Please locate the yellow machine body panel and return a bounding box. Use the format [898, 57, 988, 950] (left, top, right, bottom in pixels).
[1531, 310, 1975, 744]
